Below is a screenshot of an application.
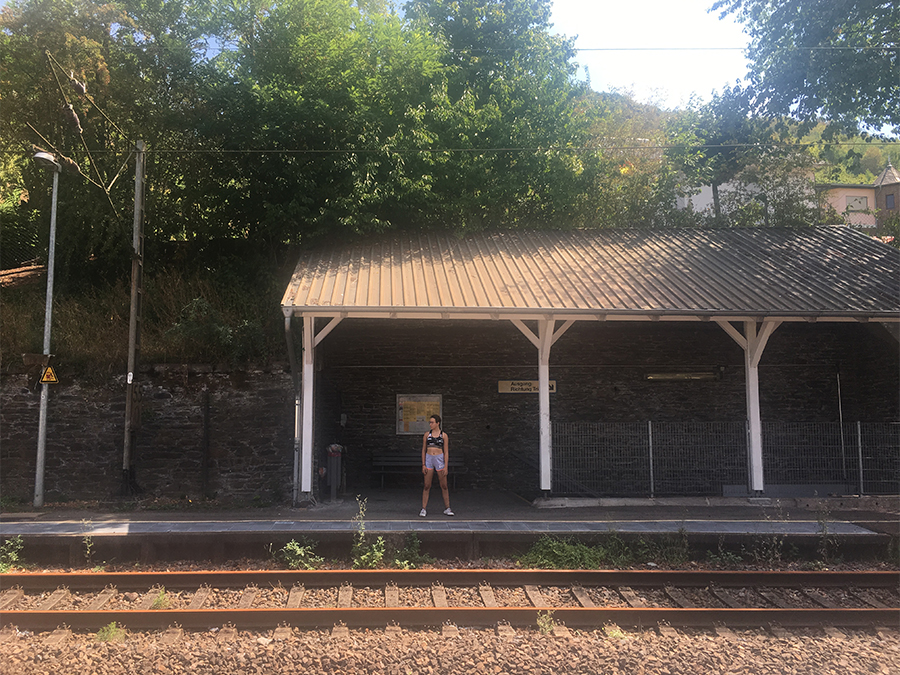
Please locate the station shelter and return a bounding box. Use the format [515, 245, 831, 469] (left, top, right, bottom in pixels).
[281, 228, 900, 504]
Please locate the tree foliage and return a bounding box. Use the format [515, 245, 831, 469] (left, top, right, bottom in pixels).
[713, 0, 900, 135]
[666, 87, 820, 227]
[3, 0, 625, 280]
[3, 0, 846, 290]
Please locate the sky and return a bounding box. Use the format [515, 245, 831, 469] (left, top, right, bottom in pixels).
[550, 0, 751, 109]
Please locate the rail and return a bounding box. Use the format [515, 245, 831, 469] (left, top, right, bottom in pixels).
[1, 569, 896, 632]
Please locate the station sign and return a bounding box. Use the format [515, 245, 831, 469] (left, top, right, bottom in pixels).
[498, 380, 556, 394]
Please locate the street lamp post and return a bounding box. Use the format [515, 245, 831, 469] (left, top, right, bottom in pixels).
[32, 151, 61, 508]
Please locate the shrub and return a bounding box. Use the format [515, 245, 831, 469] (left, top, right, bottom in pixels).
[277, 539, 324, 570]
[518, 536, 603, 569]
[0, 536, 24, 573]
[96, 622, 126, 643]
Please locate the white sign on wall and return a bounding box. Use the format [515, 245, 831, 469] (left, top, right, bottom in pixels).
[498, 380, 556, 394]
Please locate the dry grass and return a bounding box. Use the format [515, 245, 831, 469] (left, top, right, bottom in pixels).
[1, 268, 286, 380]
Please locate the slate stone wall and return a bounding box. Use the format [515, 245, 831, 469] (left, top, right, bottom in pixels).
[1, 320, 896, 503]
[314, 319, 899, 495]
[0, 367, 293, 504]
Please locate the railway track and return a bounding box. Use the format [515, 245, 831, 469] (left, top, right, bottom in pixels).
[1, 569, 897, 632]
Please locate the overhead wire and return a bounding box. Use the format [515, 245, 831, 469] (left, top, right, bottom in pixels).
[42, 49, 119, 220]
[38, 140, 892, 156]
[23, 42, 897, 162]
[42, 50, 134, 218]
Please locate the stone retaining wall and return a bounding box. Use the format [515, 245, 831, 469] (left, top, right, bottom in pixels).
[1, 367, 293, 504]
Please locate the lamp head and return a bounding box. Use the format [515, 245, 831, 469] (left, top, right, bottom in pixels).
[33, 151, 61, 172]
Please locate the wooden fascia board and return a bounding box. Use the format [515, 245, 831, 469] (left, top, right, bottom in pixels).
[283, 307, 898, 323]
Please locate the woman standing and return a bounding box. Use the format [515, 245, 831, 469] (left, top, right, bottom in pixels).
[420, 415, 453, 517]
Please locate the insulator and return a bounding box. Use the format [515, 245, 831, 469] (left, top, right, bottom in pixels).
[59, 154, 81, 174]
[63, 104, 83, 134]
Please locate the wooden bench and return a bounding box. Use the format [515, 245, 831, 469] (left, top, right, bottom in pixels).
[371, 453, 467, 488]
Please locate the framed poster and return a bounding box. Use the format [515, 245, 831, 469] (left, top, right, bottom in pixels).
[397, 394, 442, 435]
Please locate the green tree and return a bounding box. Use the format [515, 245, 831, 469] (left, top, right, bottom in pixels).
[579, 90, 682, 228]
[666, 87, 768, 221]
[403, 0, 595, 229]
[1, 0, 223, 283]
[801, 123, 899, 183]
[213, 0, 446, 240]
[713, 0, 899, 135]
[3, 0, 670, 284]
[666, 87, 821, 227]
[715, 144, 819, 227]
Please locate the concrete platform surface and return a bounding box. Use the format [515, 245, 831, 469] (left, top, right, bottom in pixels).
[2, 490, 897, 538]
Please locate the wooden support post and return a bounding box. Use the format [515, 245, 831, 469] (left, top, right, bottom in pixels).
[717, 319, 781, 493]
[301, 315, 315, 494]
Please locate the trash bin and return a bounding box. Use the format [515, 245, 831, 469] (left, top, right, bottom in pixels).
[326, 444, 343, 502]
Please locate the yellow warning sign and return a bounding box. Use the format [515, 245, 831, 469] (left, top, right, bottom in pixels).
[40, 366, 59, 384]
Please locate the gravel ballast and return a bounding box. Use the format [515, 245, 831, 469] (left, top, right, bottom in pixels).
[1, 625, 897, 675]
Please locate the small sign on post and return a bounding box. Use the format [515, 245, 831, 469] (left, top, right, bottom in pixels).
[22, 353, 53, 367]
[40, 366, 59, 384]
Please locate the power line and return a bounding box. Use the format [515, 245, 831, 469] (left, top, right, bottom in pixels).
[574, 46, 898, 52]
[202, 42, 898, 56]
[48, 140, 894, 155]
[6, 140, 896, 157]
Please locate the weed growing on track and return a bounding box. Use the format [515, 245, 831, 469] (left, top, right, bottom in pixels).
[518, 536, 606, 569]
[518, 532, 691, 569]
[274, 538, 324, 570]
[0, 536, 24, 572]
[706, 536, 744, 568]
[536, 610, 556, 635]
[352, 496, 385, 569]
[392, 533, 434, 570]
[95, 622, 127, 643]
[637, 528, 691, 567]
[814, 498, 841, 566]
[603, 623, 630, 640]
[745, 500, 798, 567]
[81, 519, 95, 566]
[150, 587, 170, 610]
[887, 536, 900, 566]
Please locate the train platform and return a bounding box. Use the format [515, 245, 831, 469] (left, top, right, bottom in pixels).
[1, 490, 896, 564]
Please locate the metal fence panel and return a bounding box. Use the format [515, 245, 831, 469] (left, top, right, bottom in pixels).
[857, 422, 900, 495]
[553, 422, 650, 496]
[552, 421, 746, 497]
[552, 420, 898, 497]
[761, 422, 852, 489]
[650, 422, 747, 496]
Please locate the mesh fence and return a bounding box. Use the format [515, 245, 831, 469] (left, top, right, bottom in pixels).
[552, 420, 899, 497]
[761, 422, 850, 486]
[553, 423, 651, 496]
[857, 422, 900, 495]
[762, 421, 900, 495]
[552, 421, 746, 497]
[650, 422, 747, 496]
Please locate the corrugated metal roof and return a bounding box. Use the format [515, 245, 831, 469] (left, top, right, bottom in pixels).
[281, 227, 900, 320]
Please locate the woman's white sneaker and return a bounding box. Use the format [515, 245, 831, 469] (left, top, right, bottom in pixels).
[419, 508, 427, 517]
[443, 508, 454, 516]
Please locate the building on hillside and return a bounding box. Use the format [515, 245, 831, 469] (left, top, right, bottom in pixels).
[818, 162, 900, 232]
[817, 182, 878, 228]
[874, 162, 900, 227]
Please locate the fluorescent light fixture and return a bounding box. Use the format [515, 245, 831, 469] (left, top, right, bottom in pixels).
[646, 371, 720, 381]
